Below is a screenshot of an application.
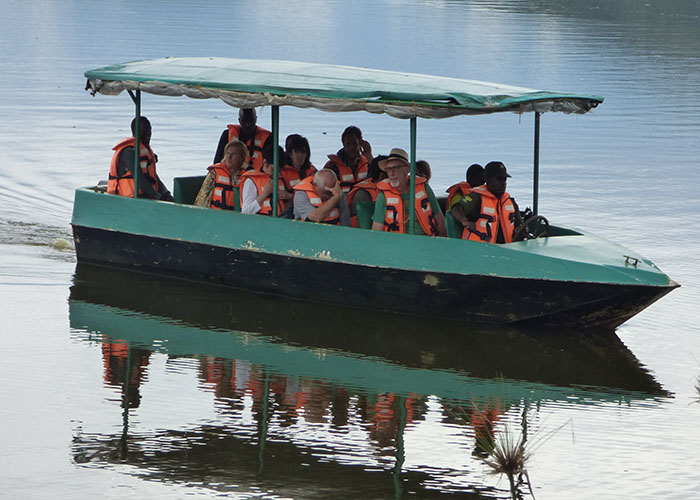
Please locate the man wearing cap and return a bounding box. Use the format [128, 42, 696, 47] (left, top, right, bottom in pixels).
[371, 148, 446, 236]
[213, 108, 272, 171]
[451, 161, 523, 243]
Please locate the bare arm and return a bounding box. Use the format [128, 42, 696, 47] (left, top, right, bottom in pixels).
[307, 182, 343, 222]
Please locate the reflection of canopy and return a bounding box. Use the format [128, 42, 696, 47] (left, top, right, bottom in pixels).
[85, 57, 603, 119]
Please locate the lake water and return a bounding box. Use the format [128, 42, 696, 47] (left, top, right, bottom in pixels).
[1, 1, 699, 498]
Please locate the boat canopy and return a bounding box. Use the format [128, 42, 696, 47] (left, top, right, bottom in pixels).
[85, 57, 602, 119]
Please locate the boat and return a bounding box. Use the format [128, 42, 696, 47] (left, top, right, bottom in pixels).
[74, 57, 678, 329]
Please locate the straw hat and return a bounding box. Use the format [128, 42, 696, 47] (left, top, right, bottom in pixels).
[378, 148, 410, 171]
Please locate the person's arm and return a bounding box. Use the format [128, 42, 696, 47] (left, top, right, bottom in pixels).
[241, 178, 262, 214]
[307, 181, 343, 222]
[454, 194, 480, 232]
[193, 170, 216, 207]
[371, 193, 387, 231]
[360, 139, 373, 165]
[425, 184, 446, 236]
[119, 147, 160, 199]
[155, 174, 174, 202]
[293, 191, 315, 220]
[213, 129, 228, 164]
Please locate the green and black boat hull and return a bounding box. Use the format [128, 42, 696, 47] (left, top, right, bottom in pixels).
[71, 187, 676, 329]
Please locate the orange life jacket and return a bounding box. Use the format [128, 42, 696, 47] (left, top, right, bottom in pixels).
[446, 181, 475, 208]
[293, 177, 341, 224]
[107, 137, 159, 197]
[376, 177, 439, 235]
[346, 178, 380, 228]
[239, 170, 286, 215]
[324, 153, 369, 193]
[208, 163, 242, 211]
[227, 124, 271, 171]
[462, 185, 516, 243]
[280, 163, 317, 191]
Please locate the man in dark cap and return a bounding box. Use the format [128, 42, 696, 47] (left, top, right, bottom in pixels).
[451, 161, 522, 243]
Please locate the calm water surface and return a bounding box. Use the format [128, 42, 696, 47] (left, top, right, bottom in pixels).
[1, 1, 699, 499]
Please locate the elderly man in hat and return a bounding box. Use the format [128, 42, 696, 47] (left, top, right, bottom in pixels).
[451, 161, 523, 243]
[371, 148, 445, 236]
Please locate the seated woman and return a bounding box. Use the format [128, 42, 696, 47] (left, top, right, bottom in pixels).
[346, 154, 387, 228]
[240, 145, 291, 216]
[194, 139, 248, 210]
[280, 134, 317, 192]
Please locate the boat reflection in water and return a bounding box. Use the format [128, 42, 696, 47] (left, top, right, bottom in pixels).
[69, 264, 669, 498]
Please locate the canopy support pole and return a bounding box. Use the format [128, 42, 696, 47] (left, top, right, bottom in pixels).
[272, 106, 280, 216]
[409, 117, 417, 234]
[533, 111, 540, 215]
[133, 89, 141, 198]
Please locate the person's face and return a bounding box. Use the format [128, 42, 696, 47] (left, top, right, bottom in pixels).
[140, 120, 152, 146]
[385, 160, 409, 188]
[239, 109, 257, 136]
[342, 135, 361, 160]
[262, 159, 274, 176]
[224, 146, 246, 172]
[486, 176, 507, 197]
[291, 149, 306, 169]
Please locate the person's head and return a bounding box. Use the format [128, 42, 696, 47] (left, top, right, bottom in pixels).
[484, 161, 511, 197]
[416, 160, 432, 181]
[238, 108, 257, 136]
[313, 169, 339, 201]
[261, 144, 286, 176]
[368, 154, 388, 182]
[466, 163, 485, 187]
[130, 116, 152, 146]
[379, 148, 410, 191]
[285, 134, 311, 171]
[223, 139, 248, 173]
[341, 126, 363, 161]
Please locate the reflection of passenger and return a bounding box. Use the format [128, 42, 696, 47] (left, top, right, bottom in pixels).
[107, 116, 173, 201]
[281, 134, 317, 192]
[371, 148, 446, 236]
[451, 161, 523, 243]
[470, 399, 501, 458]
[101, 341, 151, 409]
[240, 145, 291, 215]
[194, 139, 248, 210]
[293, 170, 351, 225]
[213, 108, 271, 170]
[324, 126, 372, 193]
[446, 163, 485, 211]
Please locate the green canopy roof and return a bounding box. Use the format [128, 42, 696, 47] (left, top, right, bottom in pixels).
[85, 57, 602, 119]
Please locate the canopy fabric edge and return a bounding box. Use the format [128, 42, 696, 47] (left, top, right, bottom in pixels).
[86, 78, 599, 118]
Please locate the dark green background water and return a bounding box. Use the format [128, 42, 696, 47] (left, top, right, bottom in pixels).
[1, 1, 699, 498]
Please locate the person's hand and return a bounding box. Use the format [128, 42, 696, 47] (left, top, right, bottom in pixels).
[261, 178, 274, 197]
[279, 189, 292, 201]
[462, 220, 476, 232]
[360, 139, 372, 159]
[327, 181, 342, 201]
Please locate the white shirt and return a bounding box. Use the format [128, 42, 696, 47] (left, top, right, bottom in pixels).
[240, 177, 262, 214]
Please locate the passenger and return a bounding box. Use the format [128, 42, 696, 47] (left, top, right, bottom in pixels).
[346, 155, 388, 228]
[240, 145, 291, 215]
[293, 169, 351, 226]
[415, 160, 432, 181]
[194, 139, 248, 210]
[371, 148, 446, 236]
[107, 116, 173, 201]
[323, 125, 373, 194]
[451, 161, 523, 243]
[281, 134, 317, 191]
[446, 163, 486, 211]
[213, 108, 271, 170]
